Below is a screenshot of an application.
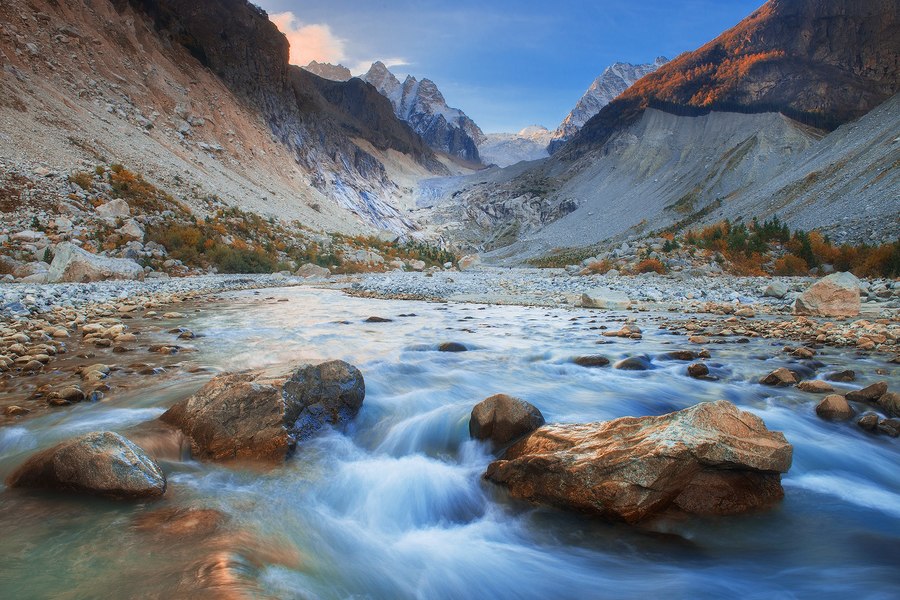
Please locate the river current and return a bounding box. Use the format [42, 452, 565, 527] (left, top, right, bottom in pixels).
[0, 287, 897, 599]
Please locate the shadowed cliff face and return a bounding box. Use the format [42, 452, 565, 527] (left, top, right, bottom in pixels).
[117, 0, 446, 218]
[561, 0, 900, 159]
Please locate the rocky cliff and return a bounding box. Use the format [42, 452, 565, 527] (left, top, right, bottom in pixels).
[548, 57, 667, 153]
[302, 60, 352, 82]
[362, 62, 485, 163]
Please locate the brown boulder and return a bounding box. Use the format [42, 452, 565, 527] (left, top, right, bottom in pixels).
[877, 392, 900, 418]
[161, 360, 365, 462]
[573, 355, 610, 368]
[793, 272, 860, 317]
[484, 400, 792, 523]
[469, 394, 545, 447]
[845, 381, 888, 403]
[797, 380, 835, 394]
[760, 367, 798, 386]
[815, 395, 854, 420]
[6, 431, 166, 499]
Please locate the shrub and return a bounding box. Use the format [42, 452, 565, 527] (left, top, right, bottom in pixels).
[69, 171, 94, 191]
[633, 258, 667, 274]
[773, 254, 808, 276]
[584, 259, 614, 274]
[109, 166, 182, 213]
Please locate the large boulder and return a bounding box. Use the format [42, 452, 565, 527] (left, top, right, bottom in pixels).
[47, 242, 144, 283]
[295, 263, 331, 278]
[458, 254, 480, 271]
[794, 272, 861, 317]
[484, 400, 792, 523]
[6, 431, 166, 499]
[469, 394, 545, 447]
[95, 198, 131, 218]
[160, 360, 365, 462]
[581, 287, 632, 310]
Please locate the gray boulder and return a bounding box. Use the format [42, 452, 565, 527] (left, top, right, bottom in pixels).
[6, 431, 166, 499]
[469, 394, 545, 447]
[47, 242, 144, 283]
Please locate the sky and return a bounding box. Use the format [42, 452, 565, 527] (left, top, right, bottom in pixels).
[256, 0, 765, 133]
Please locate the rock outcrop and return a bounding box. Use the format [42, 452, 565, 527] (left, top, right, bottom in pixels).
[484, 400, 792, 523]
[46, 242, 144, 283]
[6, 431, 166, 499]
[469, 394, 545, 447]
[160, 360, 365, 462]
[794, 272, 861, 317]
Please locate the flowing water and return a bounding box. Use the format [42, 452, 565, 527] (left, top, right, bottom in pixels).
[0, 287, 898, 599]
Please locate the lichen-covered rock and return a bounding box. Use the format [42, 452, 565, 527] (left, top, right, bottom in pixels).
[160, 360, 365, 462]
[6, 431, 166, 499]
[794, 272, 861, 317]
[469, 394, 545, 447]
[484, 400, 792, 523]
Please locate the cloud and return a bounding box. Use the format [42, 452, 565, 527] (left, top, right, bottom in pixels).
[269, 11, 346, 66]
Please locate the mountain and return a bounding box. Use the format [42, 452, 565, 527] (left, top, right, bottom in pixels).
[427, 0, 900, 259]
[302, 61, 352, 82]
[563, 0, 900, 159]
[548, 57, 667, 153]
[362, 62, 486, 163]
[478, 126, 553, 167]
[0, 0, 456, 234]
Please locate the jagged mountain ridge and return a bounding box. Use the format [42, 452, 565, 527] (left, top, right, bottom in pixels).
[548, 57, 667, 153]
[561, 0, 900, 159]
[478, 126, 552, 168]
[362, 61, 485, 163]
[425, 0, 900, 259]
[302, 60, 352, 82]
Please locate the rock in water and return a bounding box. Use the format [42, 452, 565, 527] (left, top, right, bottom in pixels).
[161, 360, 365, 462]
[295, 263, 331, 278]
[815, 395, 854, 420]
[581, 287, 632, 310]
[793, 272, 861, 317]
[6, 431, 166, 499]
[845, 381, 888, 403]
[484, 400, 792, 523]
[760, 367, 798, 386]
[47, 242, 144, 283]
[469, 394, 545, 447]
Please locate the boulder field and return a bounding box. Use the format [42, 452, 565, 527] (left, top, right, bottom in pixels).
[478, 400, 793, 523]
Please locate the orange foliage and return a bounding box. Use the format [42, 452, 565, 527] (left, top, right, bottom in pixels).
[633, 258, 667, 274]
[773, 255, 808, 276]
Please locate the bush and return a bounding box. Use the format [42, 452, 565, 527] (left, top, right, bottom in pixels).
[584, 259, 614, 274]
[207, 245, 276, 273]
[109, 166, 183, 213]
[69, 171, 93, 191]
[773, 254, 808, 276]
[633, 258, 667, 274]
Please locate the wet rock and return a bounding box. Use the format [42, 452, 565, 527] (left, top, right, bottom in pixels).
[469, 394, 545, 447]
[797, 380, 835, 394]
[161, 360, 365, 462]
[878, 392, 900, 418]
[4, 405, 31, 416]
[364, 316, 393, 323]
[132, 507, 227, 538]
[687, 363, 709, 379]
[662, 350, 700, 361]
[825, 370, 856, 383]
[438, 342, 468, 352]
[794, 272, 861, 317]
[581, 287, 632, 310]
[760, 368, 798, 386]
[6, 431, 166, 499]
[791, 347, 816, 359]
[56, 386, 86, 403]
[614, 355, 652, 371]
[857, 412, 880, 432]
[47, 242, 144, 283]
[845, 381, 888, 403]
[573, 355, 610, 368]
[815, 395, 853, 420]
[877, 418, 900, 437]
[484, 400, 792, 523]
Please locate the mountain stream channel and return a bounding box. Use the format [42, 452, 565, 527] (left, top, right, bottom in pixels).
[0, 286, 897, 599]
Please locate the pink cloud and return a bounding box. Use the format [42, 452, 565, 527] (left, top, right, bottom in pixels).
[269, 12, 346, 66]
